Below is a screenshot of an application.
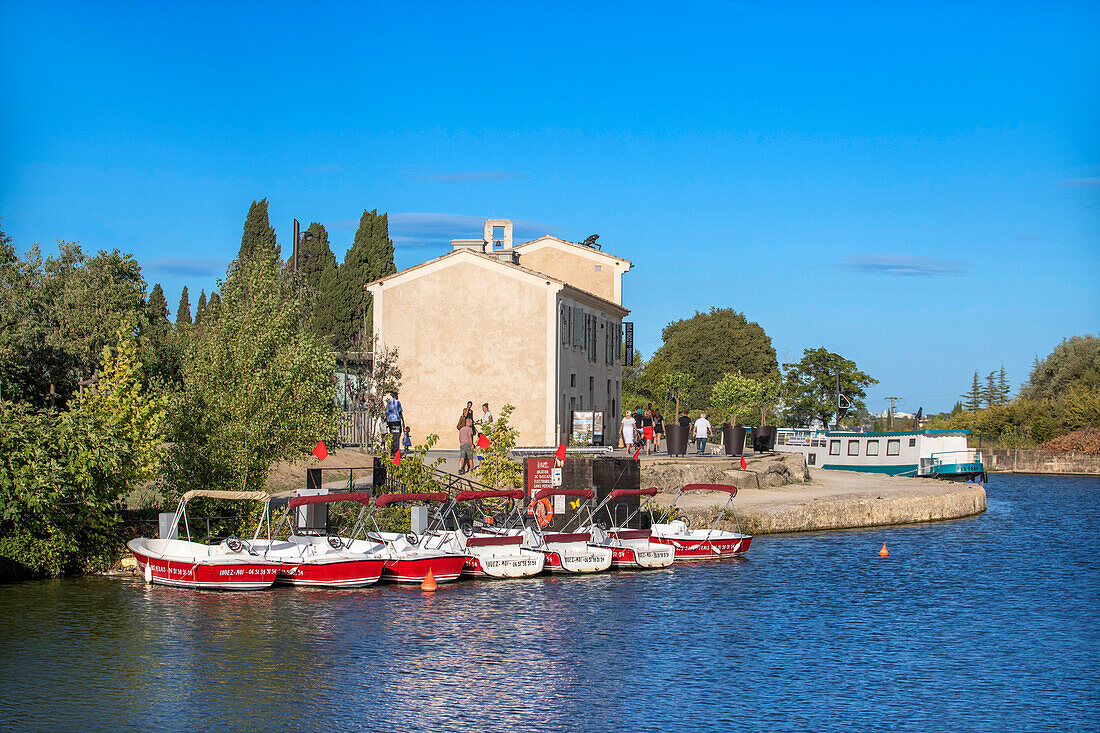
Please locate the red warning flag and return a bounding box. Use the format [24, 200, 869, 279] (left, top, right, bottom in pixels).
[632, 448, 640, 461]
[312, 441, 328, 461]
[740, 455, 747, 470]
[392, 450, 401, 466]
[555, 443, 567, 461]
[476, 433, 491, 450]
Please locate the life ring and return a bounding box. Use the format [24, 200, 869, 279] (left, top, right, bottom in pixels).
[533, 498, 554, 527]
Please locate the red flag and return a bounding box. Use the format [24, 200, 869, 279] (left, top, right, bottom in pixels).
[632, 448, 640, 461]
[392, 450, 401, 466]
[555, 443, 567, 461]
[740, 455, 747, 470]
[476, 433, 491, 450]
[312, 441, 328, 461]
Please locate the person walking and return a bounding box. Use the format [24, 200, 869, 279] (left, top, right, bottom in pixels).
[385, 391, 404, 456]
[620, 411, 637, 451]
[641, 408, 654, 455]
[653, 410, 664, 452]
[458, 417, 476, 475]
[693, 412, 712, 455]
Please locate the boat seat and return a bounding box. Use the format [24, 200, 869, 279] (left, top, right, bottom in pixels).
[466, 535, 523, 547]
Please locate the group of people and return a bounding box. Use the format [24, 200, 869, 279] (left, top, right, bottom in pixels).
[620, 406, 715, 455]
[457, 401, 494, 475]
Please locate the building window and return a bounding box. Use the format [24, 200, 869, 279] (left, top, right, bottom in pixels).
[866, 440, 879, 456]
[829, 440, 840, 455]
[909, 438, 916, 447]
[570, 373, 576, 387]
[847, 441, 859, 456]
[560, 306, 568, 345]
[808, 453, 817, 466]
[887, 439, 900, 456]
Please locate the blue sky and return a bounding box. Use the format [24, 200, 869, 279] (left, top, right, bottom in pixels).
[2, 1, 1097, 414]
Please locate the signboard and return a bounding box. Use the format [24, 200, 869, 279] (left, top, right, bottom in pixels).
[624, 322, 633, 366]
[571, 411, 605, 445]
[552, 467, 562, 486]
[526, 457, 555, 498]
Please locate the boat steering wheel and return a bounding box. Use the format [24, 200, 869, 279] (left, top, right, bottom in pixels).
[327, 535, 344, 550]
[405, 532, 419, 546]
[459, 522, 474, 537]
[225, 536, 246, 553]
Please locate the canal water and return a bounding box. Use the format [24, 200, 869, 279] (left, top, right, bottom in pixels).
[1, 474, 1096, 732]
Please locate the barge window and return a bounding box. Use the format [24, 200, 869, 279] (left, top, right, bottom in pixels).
[808, 453, 817, 465]
[887, 439, 900, 456]
[847, 441, 859, 456]
[829, 440, 840, 455]
[909, 438, 916, 447]
[866, 440, 879, 456]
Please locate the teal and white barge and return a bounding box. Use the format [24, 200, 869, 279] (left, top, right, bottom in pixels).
[774, 429, 986, 482]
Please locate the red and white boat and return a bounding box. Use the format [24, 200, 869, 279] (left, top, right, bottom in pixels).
[248, 492, 386, 588]
[582, 488, 675, 569]
[519, 489, 612, 574]
[342, 492, 467, 584]
[127, 490, 280, 591]
[649, 484, 753, 559]
[424, 490, 545, 579]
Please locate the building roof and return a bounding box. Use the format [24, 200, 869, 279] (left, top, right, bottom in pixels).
[513, 235, 632, 268]
[364, 248, 630, 317]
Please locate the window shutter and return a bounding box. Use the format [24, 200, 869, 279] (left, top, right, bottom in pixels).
[573, 306, 584, 346]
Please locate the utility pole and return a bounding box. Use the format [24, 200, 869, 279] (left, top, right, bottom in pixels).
[886, 396, 901, 430]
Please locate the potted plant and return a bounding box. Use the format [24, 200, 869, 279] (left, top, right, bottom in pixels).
[711, 372, 755, 456]
[750, 378, 782, 452]
[660, 372, 692, 456]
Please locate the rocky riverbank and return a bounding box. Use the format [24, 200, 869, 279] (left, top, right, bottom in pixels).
[640, 454, 986, 535]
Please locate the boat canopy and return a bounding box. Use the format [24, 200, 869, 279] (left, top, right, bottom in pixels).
[374, 492, 448, 508]
[609, 487, 658, 499]
[531, 488, 595, 502]
[680, 483, 738, 496]
[455, 489, 524, 501]
[180, 489, 270, 503]
[287, 492, 373, 509]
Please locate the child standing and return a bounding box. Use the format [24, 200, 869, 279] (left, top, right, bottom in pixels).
[402, 426, 412, 453]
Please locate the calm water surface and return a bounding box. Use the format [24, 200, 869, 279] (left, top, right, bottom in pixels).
[1, 474, 1097, 732]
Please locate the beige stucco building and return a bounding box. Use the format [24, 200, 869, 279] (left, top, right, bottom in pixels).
[366, 219, 630, 448]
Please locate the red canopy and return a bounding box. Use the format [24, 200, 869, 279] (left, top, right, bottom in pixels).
[680, 483, 738, 496]
[374, 492, 449, 508]
[455, 489, 524, 502]
[531, 488, 594, 502]
[609, 487, 658, 499]
[287, 492, 373, 509]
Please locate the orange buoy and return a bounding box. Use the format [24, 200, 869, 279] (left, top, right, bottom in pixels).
[420, 568, 438, 591]
[879, 543, 889, 557]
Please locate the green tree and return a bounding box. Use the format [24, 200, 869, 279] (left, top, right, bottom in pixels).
[297, 222, 336, 287]
[985, 371, 997, 408]
[782, 348, 877, 428]
[996, 366, 1010, 405]
[332, 210, 396, 350]
[963, 371, 982, 411]
[194, 290, 207, 324]
[237, 198, 280, 264]
[476, 404, 523, 490]
[0, 333, 167, 577]
[374, 433, 444, 494]
[207, 291, 221, 315]
[176, 286, 191, 325]
[147, 283, 169, 323]
[659, 371, 693, 418]
[710, 372, 759, 426]
[162, 252, 339, 500]
[650, 307, 778, 409]
[1021, 335, 1100, 402]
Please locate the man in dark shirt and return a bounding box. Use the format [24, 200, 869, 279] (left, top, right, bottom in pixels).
[678, 411, 691, 430]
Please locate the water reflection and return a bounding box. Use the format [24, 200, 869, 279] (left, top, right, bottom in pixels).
[0, 475, 1097, 731]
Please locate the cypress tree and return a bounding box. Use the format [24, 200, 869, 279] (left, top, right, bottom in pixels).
[207, 291, 221, 316]
[984, 371, 996, 407]
[333, 209, 397, 350]
[298, 222, 336, 289]
[195, 290, 207, 324]
[176, 286, 192, 325]
[237, 198, 279, 264]
[147, 283, 169, 324]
